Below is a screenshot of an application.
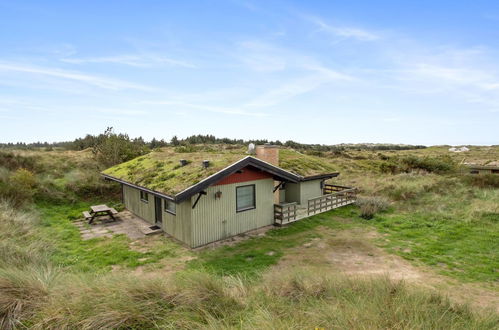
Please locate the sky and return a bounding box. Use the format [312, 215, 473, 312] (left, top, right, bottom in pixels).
[0, 0, 498, 145]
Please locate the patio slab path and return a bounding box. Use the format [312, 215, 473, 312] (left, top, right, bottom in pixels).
[74, 210, 161, 240]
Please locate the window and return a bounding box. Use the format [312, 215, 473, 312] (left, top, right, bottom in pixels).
[236, 184, 255, 212]
[470, 170, 479, 174]
[164, 199, 176, 215]
[140, 191, 149, 202]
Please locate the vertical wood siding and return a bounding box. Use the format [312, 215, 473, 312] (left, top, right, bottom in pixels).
[123, 185, 192, 246]
[163, 199, 192, 246]
[123, 185, 155, 224]
[190, 178, 274, 247]
[281, 180, 322, 205]
[284, 182, 301, 204]
[298, 180, 323, 205]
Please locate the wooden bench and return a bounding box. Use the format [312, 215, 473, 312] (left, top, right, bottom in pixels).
[82, 211, 92, 220]
[109, 208, 118, 215]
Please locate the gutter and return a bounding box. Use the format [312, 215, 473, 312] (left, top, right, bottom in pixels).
[101, 173, 176, 201]
[300, 172, 340, 181]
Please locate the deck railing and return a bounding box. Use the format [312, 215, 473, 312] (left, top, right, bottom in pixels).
[323, 184, 354, 195]
[274, 202, 297, 225]
[308, 188, 357, 216]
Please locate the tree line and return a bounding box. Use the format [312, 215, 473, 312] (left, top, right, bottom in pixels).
[1, 131, 427, 152]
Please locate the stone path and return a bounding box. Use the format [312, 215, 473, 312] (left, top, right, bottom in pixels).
[74, 210, 157, 240]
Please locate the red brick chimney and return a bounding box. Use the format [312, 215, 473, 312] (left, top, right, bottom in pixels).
[255, 144, 279, 166]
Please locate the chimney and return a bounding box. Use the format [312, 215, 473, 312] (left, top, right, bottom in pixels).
[255, 143, 279, 166]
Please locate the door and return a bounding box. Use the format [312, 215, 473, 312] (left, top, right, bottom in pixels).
[154, 196, 162, 227]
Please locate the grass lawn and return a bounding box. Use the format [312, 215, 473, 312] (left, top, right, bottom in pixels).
[191, 204, 498, 283]
[34, 197, 498, 282]
[369, 211, 499, 282]
[36, 201, 181, 272]
[190, 206, 361, 277]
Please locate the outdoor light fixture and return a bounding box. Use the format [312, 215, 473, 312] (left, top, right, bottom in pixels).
[215, 191, 222, 199]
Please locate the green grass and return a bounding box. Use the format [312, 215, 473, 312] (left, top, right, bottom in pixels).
[369, 211, 499, 282]
[37, 201, 179, 272]
[191, 206, 359, 277]
[193, 198, 498, 282]
[103, 146, 343, 196]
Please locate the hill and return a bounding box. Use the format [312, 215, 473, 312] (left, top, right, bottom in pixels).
[0, 145, 498, 328]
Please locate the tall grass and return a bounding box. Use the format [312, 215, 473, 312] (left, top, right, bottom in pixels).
[356, 196, 390, 219]
[1, 202, 496, 328]
[22, 269, 499, 329]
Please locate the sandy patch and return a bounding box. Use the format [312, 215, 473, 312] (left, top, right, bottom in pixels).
[273, 226, 499, 313]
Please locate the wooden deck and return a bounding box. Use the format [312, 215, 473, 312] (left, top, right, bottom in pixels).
[274, 185, 356, 226]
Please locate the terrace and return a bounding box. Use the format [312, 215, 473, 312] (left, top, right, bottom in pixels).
[274, 184, 357, 225]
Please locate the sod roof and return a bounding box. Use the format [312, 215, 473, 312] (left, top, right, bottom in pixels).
[102, 146, 338, 196]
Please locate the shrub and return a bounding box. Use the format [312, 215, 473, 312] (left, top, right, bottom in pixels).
[0, 151, 40, 172]
[92, 127, 149, 167]
[0, 169, 38, 207]
[379, 156, 456, 174]
[378, 160, 399, 174]
[400, 155, 455, 173]
[356, 196, 390, 219]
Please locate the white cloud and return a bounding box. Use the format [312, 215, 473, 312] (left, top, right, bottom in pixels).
[245, 69, 352, 108]
[237, 41, 288, 72]
[61, 54, 195, 68]
[307, 16, 379, 41]
[0, 62, 154, 91]
[141, 100, 268, 117]
[407, 63, 495, 88]
[235, 40, 355, 108]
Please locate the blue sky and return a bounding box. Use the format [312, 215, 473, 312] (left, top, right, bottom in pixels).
[1, 0, 498, 145]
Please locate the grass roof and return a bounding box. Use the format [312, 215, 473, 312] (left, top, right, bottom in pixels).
[278, 149, 338, 176]
[102, 145, 339, 196]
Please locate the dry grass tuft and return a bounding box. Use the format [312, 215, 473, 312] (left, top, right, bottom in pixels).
[356, 196, 390, 219]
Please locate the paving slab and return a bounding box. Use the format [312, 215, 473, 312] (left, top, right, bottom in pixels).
[74, 210, 151, 241]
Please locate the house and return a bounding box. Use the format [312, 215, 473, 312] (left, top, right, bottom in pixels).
[467, 163, 499, 175]
[449, 146, 470, 153]
[102, 144, 356, 248]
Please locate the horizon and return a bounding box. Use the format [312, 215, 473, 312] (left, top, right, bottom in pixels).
[1, 1, 499, 145]
[1, 132, 497, 148]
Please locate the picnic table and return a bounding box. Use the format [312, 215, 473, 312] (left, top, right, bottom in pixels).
[83, 204, 118, 224]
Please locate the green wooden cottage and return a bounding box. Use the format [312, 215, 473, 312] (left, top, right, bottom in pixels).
[102, 145, 355, 248]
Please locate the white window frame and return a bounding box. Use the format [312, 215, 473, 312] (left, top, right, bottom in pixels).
[236, 184, 256, 212]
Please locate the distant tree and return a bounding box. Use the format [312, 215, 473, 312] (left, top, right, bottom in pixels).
[170, 135, 180, 146]
[92, 127, 149, 167]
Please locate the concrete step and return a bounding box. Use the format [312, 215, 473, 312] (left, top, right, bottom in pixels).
[142, 226, 163, 236]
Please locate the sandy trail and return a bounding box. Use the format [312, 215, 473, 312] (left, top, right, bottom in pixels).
[273, 225, 499, 313]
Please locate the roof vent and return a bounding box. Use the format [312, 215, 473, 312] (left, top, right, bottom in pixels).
[202, 160, 210, 168]
[180, 159, 188, 166]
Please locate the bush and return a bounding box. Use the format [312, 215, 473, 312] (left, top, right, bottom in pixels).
[378, 156, 456, 174]
[0, 169, 38, 207]
[0, 151, 40, 172]
[92, 127, 149, 167]
[400, 155, 455, 173]
[356, 196, 390, 219]
[462, 174, 499, 189]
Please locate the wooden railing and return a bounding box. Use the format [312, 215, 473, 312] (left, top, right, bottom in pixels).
[323, 184, 354, 195]
[308, 188, 357, 216]
[274, 202, 297, 225]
